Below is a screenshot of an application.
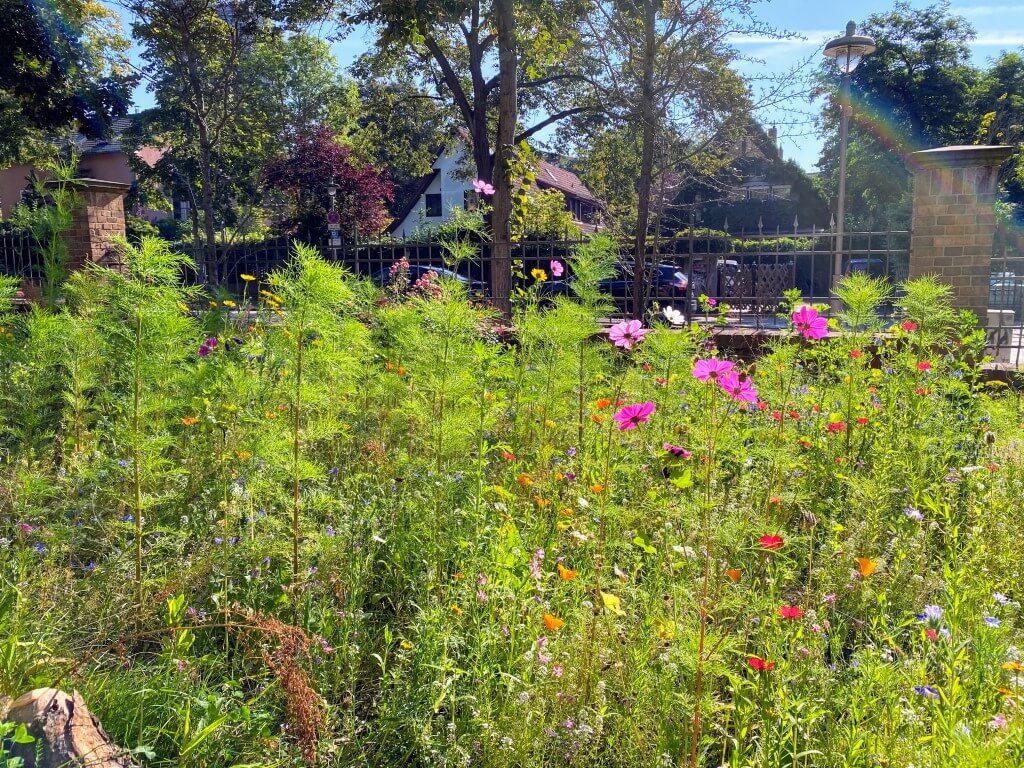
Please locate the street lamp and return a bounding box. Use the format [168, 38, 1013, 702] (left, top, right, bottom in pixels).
[823, 21, 875, 310]
[326, 177, 340, 254]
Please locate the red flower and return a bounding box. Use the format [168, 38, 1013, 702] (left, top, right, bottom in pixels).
[757, 401, 769, 411]
[915, 387, 928, 396]
[759, 534, 784, 550]
[850, 349, 863, 358]
[826, 421, 846, 432]
[778, 605, 804, 620]
[902, 321, 918, 332]
[856, 417, 869, 426]
[811, 404, 821, 413]
[771, 410, 783, 421]
[917, 361, 932, 372]
[799, 436, 812, 448]
[748, 656, 776, 671]
[501, 450, 516, 461]
[925, 628, 938, 641]
[788, 410, 801, 420]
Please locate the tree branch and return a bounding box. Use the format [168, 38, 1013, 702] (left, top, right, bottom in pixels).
[514, 106, 596, 144]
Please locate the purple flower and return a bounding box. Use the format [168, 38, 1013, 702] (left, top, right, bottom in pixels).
[613, 402, 656, 431]
[607, 320, 648, 350]
[792, 305, 828, 340]
[984, 616, 1001, 628]
[476, 590, 488, 602]
[904, 506, 924, 521]
[325, 526, 335, 537]
[551, 664, 564, 679]
[329, 467, 339, 477]
[33, 542, 46, 554]
[472, 179, 496, 196]
[529, 548, 545, 580]
[663, 443, 692, 458]
[16, 522, 33, 535]
[913, 686, 940, 700]
[994, 592, 1010, 605]
[567, 446, 577, 457]
[692, 358, 734, 382]
[917, 605, 943, 623]
[550, 260, 564, 278]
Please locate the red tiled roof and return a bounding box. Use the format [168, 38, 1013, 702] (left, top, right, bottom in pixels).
[536, 160, 598, 202]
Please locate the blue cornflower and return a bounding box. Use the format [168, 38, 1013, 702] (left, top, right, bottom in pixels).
[913, 686, 940, 700]
[119, 514, 134, 523]
[904, 506, 923, 521]
[33, 542, 46, 554]
[994, 592, 1010, 605]
[325, 526, 335, 537]
[568, 446, 577, 457]
[118, 459, 129, 468]
[984, 616, 1002, 628]
[329, 467, 339, 477]
[214, 537, 223, 545]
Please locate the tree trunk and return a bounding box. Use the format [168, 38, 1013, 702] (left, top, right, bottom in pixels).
[631, 3, 657, 319]
[491, 0, 517, 318]
[2, 688, 138, 768]
[198, 134, 218, 284]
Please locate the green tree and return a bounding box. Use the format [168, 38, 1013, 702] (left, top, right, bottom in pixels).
[977, 52, 1024, 228]
[0, 0, 136, 165]
[815, 2, 981, 228]
[348, 0, 593, 313]
[570, 0, 756, 316]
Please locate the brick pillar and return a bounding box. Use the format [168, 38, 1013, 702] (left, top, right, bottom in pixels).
[907, 145, 1013, 323]
[51, 178, 131, 272]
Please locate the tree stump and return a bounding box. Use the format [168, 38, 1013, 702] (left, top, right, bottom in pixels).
[2, 688, 138, 767]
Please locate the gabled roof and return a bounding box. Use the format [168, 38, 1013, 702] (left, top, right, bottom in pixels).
[536, 160, 598, 203]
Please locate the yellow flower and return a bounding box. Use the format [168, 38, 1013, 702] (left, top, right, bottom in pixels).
[531, 268, 547, 282]
[400, 640, 413, 650]
[450, 604, 463, 615]
[235, 451, 252, 461]
[656, 620, 676, 640]
[177, 302, 189, 312]
[222, 300, 237, 308]
[544, 419, 556, 429]
[240, 273, 256, 282]
[600, 591, 625, 616]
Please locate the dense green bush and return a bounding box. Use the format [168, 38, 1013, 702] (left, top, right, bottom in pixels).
[0, 243, 1022, 767]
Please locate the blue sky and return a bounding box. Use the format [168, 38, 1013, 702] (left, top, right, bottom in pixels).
[111, 1, 1024, 172]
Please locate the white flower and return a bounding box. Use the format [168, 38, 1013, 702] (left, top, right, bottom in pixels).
[662, 306, 685, 326]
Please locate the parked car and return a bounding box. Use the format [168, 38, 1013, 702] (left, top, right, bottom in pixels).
[990, 271, 1022, 310]
[540, 262, 691, 307]
[371, 264, 486, 294]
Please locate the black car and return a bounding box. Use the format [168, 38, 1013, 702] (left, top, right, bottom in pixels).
[371, 264, 486, 293]
[542, 262, 689, 305]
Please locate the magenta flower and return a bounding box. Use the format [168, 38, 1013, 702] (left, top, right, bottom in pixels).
[550, 260, 564, 278]
[17, 522, 33, 535]
[472, 179, 496, 196]
[613, 402, 656, 430]
[692, 358, 734, 382]
[717, 372, 758, 403]
[792, 305, 828, 340]
[607, 320, 648, 350]
[663, 443, 692, 458]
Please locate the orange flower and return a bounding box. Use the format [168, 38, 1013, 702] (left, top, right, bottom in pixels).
[385, 361, 394, 371]
[265, 411, 279, 420]
[726, 568, 741, 582]
[856, 557, 877, 577]
[398, 366, 407, 376]
[235, 451, 252, 461]
[543, 613, 565, 631]
[769, 495, 782, 505]
[590, 484, 605, 494]
[591, 414, 605, 424]
[534, 496, 551, 509]
[451, 604, 463, 615]
[1002, 662, 1024, 672]
[557, 563, 578, 581]
[595, 398, 612, 410]
[180, 416, 198, 426]
[516, 474, 533, 487]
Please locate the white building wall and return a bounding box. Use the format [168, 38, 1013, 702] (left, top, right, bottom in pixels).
[391, 145, 474, 238]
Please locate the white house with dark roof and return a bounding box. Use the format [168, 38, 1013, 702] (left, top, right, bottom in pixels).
[389, 139, 602, 237]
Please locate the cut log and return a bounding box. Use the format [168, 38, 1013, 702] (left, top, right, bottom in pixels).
[2, 688, 138, 768]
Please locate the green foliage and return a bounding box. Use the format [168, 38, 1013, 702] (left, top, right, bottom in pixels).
[2, 250, 1024, 767]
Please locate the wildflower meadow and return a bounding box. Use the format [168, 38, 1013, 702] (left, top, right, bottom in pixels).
[1, 234, 1024, 767]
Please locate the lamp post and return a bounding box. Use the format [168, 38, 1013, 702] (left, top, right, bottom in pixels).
[326, 176, 340, 258]
[823, 21, 875, 310]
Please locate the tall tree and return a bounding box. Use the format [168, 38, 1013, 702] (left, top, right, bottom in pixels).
[0, 0, 136, 165]
[815, 2, 981, 228]
[126, 0, 332, 278]
[573, 0, 758, 317]
[977, 52, 1024, 228]
[347, 0, 592, 313]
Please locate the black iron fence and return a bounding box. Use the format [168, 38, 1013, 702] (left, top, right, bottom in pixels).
[986, 247, 1024, 368]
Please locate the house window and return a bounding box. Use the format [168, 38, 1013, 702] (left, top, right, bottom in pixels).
[425, 193, 442, 218]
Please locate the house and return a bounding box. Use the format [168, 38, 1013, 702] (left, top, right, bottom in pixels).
[389, 137, 602, 237]
[0, 117, 166, 219]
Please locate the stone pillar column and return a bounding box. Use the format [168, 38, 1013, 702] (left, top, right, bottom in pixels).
[907, 145, 1013, 323]
[51, 178, 131, 272]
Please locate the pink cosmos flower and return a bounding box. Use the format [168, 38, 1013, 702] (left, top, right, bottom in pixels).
[613, 402, 656, 431]
[473, 179, 496, 196]
[607, 320, 648, 350]
[663, 443, 692, 458]
[550, 260, 564, 278]
[792, 305, 828, 340]
[692, 358, 734, 382]
[717, 371, 758, 403]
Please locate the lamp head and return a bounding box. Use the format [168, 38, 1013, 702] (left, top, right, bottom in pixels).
[824, 21, 876, 74]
